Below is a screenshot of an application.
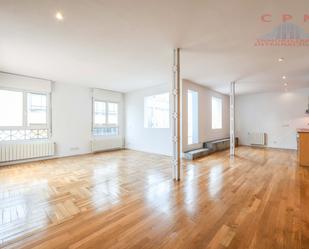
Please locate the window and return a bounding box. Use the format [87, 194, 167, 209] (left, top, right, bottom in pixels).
[188, 90, 198, 145]
[212, 96, 222, 129]
[93, 100, 119, 136]
[144, 93, 169, 128]
[0, 89, 50, 141]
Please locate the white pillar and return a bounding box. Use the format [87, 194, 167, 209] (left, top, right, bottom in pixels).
[230, 81, 235, 156]
[172, 48, 181, 180]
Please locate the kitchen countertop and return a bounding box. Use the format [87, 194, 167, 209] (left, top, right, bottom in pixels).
[297, 129, 309, 133]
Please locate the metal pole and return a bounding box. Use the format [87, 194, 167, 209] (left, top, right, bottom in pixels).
[172, 48, 181, 180]
[230, 81, 235, 156]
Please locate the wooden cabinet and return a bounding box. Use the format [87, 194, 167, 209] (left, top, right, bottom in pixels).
[298, 129, 309, 167]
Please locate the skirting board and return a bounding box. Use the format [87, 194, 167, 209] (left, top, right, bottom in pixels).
[0, 149, 125, 167]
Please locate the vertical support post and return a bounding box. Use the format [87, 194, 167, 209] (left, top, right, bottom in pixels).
[172, 48, 181, 180]
[230, 81, 235, 156]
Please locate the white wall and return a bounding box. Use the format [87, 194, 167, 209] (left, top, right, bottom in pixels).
[236, 88, 309, 150]
[125, 84, 173, 156]
[52, 83, 125, 157]
[0, 75, 125, 159]
[182, 80, 230, 152]
[52, 82, 92, 157]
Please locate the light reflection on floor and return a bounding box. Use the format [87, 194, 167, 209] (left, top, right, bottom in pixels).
[208, 165, 224, 199]
[145, 180, 173, 214]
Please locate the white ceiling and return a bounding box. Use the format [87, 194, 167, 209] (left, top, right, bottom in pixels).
[0, 0, 309, 94]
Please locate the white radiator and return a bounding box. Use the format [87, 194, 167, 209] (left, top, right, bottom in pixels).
[249, 132, 266, 146]
[0, 141, 55, 163]
[91, 137, 123, 152]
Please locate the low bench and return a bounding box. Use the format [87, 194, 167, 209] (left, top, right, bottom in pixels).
[184, 137, 238, 160]
[184, 148, 212, 160]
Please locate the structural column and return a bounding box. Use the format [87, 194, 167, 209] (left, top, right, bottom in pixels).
[172, 48, 181, 180]
[230, 81, 235, 156]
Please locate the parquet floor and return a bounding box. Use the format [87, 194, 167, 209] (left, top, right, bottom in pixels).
[0, 147, 308, 249]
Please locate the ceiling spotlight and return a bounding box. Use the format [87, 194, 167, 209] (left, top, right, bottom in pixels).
[284, 83, 288, 86]
[282, 76, 287, 80]
[55, 11, 64, 21]
[278, 58, 284, 62]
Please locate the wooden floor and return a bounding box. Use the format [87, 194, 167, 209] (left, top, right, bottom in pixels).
[0, 147, 308, 249]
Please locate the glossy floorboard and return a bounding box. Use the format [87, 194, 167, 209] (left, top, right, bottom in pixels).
[0, 147, 308, 249]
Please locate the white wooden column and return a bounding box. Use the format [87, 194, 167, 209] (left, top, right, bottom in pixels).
[230, 81, 235, 156]
[172, 48, 181, 180]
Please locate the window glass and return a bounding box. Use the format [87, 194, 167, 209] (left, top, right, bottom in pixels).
[108, 103, 118, 125]
[212, 97, 222, 129]
[94, 101, 106, 125]
[0, 89, 23, 127]
[27, 93, 47, 125]
[144, 93, 169, 128]
[188, 90, 198, 145]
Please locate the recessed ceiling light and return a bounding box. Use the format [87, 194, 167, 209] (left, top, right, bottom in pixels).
[55, 11, 64, 21]
[284, 83, 288, 86]
[278, 58, 284, 62]
[282, 76, 287, 80]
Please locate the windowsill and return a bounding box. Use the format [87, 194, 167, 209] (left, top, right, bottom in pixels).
[92, 135, 121, 139]
[144, 127, 170, 129]
[0, 138, 51, 144]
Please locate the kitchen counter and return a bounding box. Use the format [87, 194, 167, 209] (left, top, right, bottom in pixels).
[297, 129, 309, 166]
[297, 129, 309, 133]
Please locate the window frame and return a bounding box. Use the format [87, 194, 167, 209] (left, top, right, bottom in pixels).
[211, 96, 223, 130]
[26, 92, 49, 128]
[93, 100, 107, 127]
[0, 87, 51, 141]
[106, 102, 119, 126]
[92, 99, 120, 137]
